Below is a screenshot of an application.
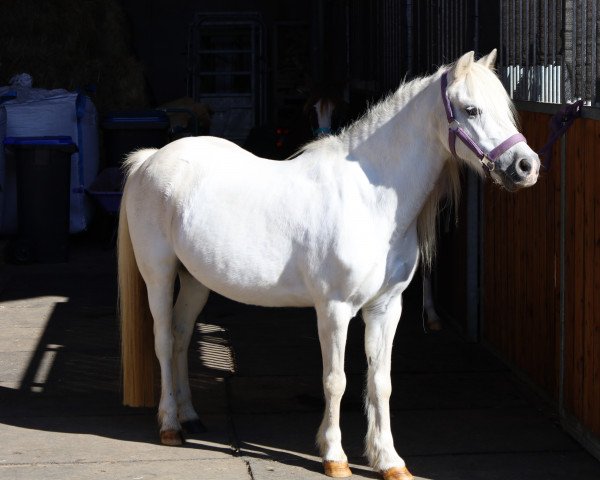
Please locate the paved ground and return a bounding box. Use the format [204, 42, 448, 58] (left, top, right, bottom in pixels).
[1, 235, 600, 479]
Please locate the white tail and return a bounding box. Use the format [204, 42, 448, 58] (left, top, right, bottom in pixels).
[118, 149, 158, 407]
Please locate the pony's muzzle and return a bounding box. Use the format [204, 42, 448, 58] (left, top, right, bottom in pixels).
[491, 150, 540, 191]
[507, 152, 540, 187]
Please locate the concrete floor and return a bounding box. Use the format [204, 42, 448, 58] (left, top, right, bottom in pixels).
[1, 235, 599, 480]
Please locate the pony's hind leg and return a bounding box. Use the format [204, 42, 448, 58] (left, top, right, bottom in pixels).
[316, 301, 353, 478]
[363, 293, 413, 480]
[137, 253, 182, 445]
[173, 267, 210, 433]
[422, 272, 442, 331]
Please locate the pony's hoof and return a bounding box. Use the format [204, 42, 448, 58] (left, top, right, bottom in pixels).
[381, 466, 413, 480]
[160, 429, 184, 446]
[323, 460, 352, 478]
[181, 419, 207, 434]
[426, 320, 442, 332]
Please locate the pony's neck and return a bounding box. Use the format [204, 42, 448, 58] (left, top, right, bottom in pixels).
[340, 71, 450, 233]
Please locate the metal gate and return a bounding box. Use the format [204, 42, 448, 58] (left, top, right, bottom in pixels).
[187, 13, 266, 144]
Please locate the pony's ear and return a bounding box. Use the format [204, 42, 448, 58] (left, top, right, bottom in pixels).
[454, 51, 475, 78]
[477, 49, 497, 69]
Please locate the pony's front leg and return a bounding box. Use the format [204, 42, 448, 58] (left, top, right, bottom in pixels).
[363, 294, 413, 480]
[316, 302, 352, 478]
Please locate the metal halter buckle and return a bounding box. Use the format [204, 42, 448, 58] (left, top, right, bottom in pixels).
[448, 119, 461, 132]
[481, 156, 495, 171]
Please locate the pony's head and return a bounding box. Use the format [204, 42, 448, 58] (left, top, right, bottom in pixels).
[304, 82, 349, 137]
[442, 50, 540, 191]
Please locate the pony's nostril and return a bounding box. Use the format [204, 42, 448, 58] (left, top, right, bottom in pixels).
[517, 158, 532, 175]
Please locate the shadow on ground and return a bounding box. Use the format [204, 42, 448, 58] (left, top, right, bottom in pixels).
[0, 235, 599, 480]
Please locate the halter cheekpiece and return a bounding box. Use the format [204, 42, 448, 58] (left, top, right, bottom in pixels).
[441, 71, 526, 171]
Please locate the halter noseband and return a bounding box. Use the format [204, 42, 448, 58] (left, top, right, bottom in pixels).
[441, 71, 526, 171]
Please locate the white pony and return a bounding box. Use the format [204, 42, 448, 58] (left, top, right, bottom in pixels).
[118, 51, 539, 480]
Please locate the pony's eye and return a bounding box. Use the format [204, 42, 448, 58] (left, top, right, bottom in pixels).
[465, 106, 481, 117]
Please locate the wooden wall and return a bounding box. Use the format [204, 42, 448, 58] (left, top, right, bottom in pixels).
[563, 116, 600, 436]
[482, 109, 600, 439]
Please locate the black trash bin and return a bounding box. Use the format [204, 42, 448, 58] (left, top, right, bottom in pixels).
[102, 110, 170, 167]
[3, 136, 77, 263]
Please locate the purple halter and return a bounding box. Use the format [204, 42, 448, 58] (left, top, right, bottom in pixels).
[441, 71, 526, 171]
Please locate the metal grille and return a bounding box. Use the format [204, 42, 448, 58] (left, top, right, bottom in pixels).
[346, 0, 401, 93]
[500, 0, 600, 106]
[413, 0, 477, 75]
[500, 0, 563, 103]
[564, 0, 600, 105]
[378, 0, 408, 91]
[345, 0, 477, 95]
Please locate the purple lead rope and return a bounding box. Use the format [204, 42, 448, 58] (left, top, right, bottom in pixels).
[537, 99, 584, 170]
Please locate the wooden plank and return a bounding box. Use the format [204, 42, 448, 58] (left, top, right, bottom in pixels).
[532, 114, 555, 395]
[552, 116, 561, 400]
[530, 112, 540, 375]
[488, 183, 499, 348]
[509, 183, 515, 362]
[582, 118, 595, 431]
[515, 144, 539, 382]
[513, 112, 524, 372]
[541, 117, 555, 397]
[537, 112, 550, 391]
[592, 120, 600, 436]
[551, 111, 563, 399]
[482, 185, 490, 342]
[584, 120, 599, 435]
[530, 113, 542, 388]
[486, 185, 497, 346]
[490, 184, 501, 348]
[488, 185, 497, 346]
[538, 111, 549, 392]
[528, 112, 538, 385]
[530, 114, 540, 386]
[544, 112, 554, 395]
[483, 183, 495, 345]
[564, 114, 578, 415]
[499, 184, 508, 356]
[500, 185, 510, 359]
[572, 116, 585, 421]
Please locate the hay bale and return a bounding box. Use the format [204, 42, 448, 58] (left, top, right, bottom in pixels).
[0, 0, 149, 111]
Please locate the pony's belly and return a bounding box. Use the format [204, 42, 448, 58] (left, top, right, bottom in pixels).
[187, 267, 314, 308]
[175, 243, 314, 308]
[215, 284, 313, 308]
